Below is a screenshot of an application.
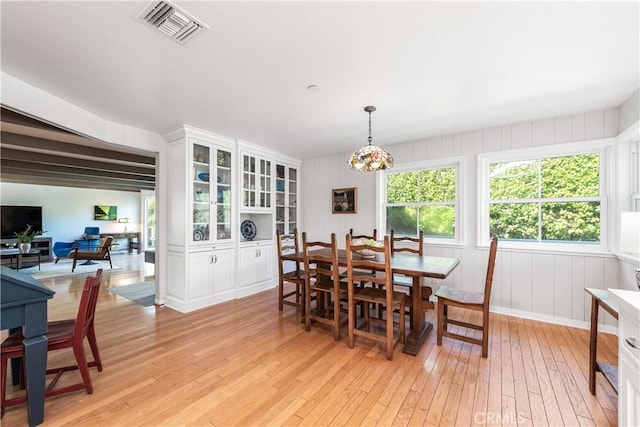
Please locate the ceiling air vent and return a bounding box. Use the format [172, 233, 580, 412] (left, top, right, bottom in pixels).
[136, 0, 208, 45]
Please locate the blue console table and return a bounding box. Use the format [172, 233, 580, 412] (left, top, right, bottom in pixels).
[1, 266, 55, 426]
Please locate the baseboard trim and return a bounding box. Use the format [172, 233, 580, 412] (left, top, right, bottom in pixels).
[429, 295, 618, 335]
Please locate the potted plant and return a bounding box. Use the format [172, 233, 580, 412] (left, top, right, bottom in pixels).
[14, 224, 44, 253]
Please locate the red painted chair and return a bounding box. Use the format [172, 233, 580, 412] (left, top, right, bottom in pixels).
[1, 269, 104, 416]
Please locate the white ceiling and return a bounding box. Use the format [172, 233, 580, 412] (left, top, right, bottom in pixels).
[1, 1, 638, 160]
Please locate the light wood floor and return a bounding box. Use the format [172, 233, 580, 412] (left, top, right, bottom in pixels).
[2, 254, 618, 426]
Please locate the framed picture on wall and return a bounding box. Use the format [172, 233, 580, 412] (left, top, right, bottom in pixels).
[94, 205, 117, 220]
[332, 188, 357, 214]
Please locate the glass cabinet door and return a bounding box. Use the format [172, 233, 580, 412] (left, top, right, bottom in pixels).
[243, 153, 271, 209]
[288, 166, 297, 232]
[242, 154, 256, 208]
[192, 143, 211, 242]
[215, 149, 232, 241]
[259, 158, 271, 208]
[276, 164, 286, 234]
[275, 163, 298, 234]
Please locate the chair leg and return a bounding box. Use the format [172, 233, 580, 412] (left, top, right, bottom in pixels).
[72, 342, 93, 394]
[72, 258, 77, 272]
[386, 301, 393, 361]
[278, 279, 284, 311]
[437, 299, 444, 347]
[305, 282, 312, 332]
[54, 257, 60, 264]
[107, 256, 112, 269]
[333, 292, 340, 341]
[481, 310, 489, 358]
[87, 326, 103, 371]
[363, 303, 370, 332]
[348, 295, 355, 349]
[399, 297, 406, 344]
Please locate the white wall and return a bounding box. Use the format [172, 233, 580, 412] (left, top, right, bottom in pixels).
[0, 183, 140, 245]
[302, 107, 636, 330]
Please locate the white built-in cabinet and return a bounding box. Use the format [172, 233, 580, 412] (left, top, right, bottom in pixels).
[610, 289, 640, 427]
[165, 126, 238, 312]
[164, 127, 300, 313]
[238, 141, 277, 293]
[188, 247, 236, 299]
[238, 241, 274, 296]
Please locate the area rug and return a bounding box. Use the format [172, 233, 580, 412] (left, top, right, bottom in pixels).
[22, 260, 122, 280]
[108, 281, 155, 307]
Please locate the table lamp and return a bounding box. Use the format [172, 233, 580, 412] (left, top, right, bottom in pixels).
[620, 211, 640, 290]
[118, 217, 129, 233]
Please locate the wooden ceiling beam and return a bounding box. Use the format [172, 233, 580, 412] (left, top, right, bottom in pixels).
[1, 132, 156, 166]
[0, 147, 155, 176]
[0, 170, 155, 192]
[2, 159, 155, 183]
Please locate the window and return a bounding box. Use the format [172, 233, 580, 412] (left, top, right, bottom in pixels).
[478, 140, 613, 252]
[378, 158, 463, 243]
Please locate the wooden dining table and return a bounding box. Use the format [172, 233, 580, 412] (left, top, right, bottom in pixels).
[286, 249, 460, 356]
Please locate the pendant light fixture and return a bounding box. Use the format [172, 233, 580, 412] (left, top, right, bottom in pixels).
[348, 106, 393, 171]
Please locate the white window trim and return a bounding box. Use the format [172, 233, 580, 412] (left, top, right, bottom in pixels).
[477, 138, 615, 253]
[377, 156, 465, 245]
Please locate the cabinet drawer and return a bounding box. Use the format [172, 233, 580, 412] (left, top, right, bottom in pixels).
[620, 309, 640, 362]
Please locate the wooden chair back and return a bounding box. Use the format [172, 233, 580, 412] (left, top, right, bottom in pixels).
[72, 268, 103, 342]
[483, 235, 499, 306]
[390, 230, 423, 255]
[346, 234, 390, 289]
[349, 228, 377, 241]
[276, 229, 305, 313]
[302, 232, 339, 285]
[277, 229, 300, 273]
[302, 233, 345, 340]
[97, 236, 113, 256]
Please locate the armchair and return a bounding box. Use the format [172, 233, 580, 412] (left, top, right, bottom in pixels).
[68, 236, 113, 272]
[52, 241, 75, 263]
[83, 227, 100, 239]
[76, 227, 100, 250]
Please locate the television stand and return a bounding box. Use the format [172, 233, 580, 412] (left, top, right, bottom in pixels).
[0, 237, 52, 266]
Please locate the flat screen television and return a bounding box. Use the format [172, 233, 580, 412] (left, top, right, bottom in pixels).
[1, 205, 43, 239]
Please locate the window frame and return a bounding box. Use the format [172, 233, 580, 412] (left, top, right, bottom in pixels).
[477, 138, 615, 253]
[377, 156, 465, 245]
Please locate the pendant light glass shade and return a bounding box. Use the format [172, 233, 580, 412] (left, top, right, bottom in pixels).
[348, 106, 393, 171]
[348, 144, 394, 171]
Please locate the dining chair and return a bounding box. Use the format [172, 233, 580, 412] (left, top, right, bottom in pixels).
[276, 229, 306, 314]
[68, 236, 114, 272]
[1, 269, 104, 416]
[348, 228, 378, 278]
[436, 235, 498, 358]
[346, 234, 406, 360]
[347, 229, 379, 312]
[302, 232, 348, 340]
[390, 230, 429, 328]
